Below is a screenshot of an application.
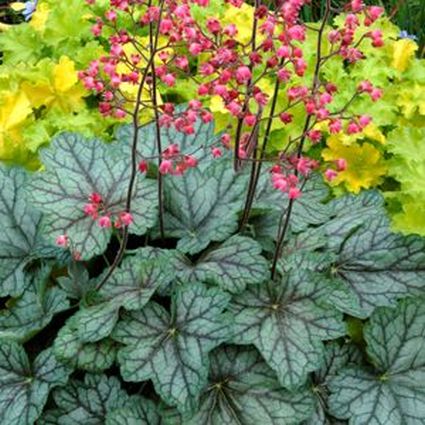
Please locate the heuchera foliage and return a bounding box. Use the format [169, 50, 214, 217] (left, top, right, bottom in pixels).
[1, 0, 425, 424]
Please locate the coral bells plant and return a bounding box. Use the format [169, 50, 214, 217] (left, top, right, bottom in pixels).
[6, 2, 425, 425]
[79, 0, 385, 279]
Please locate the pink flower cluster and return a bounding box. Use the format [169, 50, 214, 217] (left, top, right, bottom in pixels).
[83, 192, 134, 229]
[79, 0, 386, 202]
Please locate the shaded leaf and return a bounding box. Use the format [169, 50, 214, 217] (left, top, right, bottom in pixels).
[29, 133, 157, 260]
[0, 268, 69, 342]
[49, 374, 129, 424]
[105, 396, 160, 425]
[113, 283, 231, 412]
[329, 297, 425, 424]
[74, 253, 173, 343]
[174, 235, 269, 293]
[0, 341, 71, 425]
[304, 342, 362, 425]
[0, 166, 43, 296]
[163, 345, 314, 425]
[54, 317, 116, 372]
[229, 270, 346, 389]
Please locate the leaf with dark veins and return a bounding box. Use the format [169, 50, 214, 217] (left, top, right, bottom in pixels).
[329, 214, 425, 318]
[229, 270, 346, 390]
[163, 345, 314, 425]
[72, 252, 173, 343]
[28, 133, 157, 260]
[0, 341, 71, 425]
[174, 235, 269, 293]
[303, 342, 362, 425]
[329, 297, 425, 425]
[112, 283, 232, 413]
[0, 166, 44, 296]
[47, 374, 130, 424]
[0, 268, 69, 342]
[54, 317, 117, 372]
[162, 157, 248, 254]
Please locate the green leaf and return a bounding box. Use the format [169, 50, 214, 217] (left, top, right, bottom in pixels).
[254, 173, 331, 232]
[304, 343, 362, 425]
[74, 252, 173, 343]
[0, 268, 69, 342]
[162, 157, 248, 254]
[54, 317, 117, 372]
[48, 374, 130, 424]
[0, 166, 43, 296]
[105, 396, 160, 425]
[56, 262, 95, 300]
[174, 235, 269, 293]
[328, 214, 425, 318]
[323, 190, 385, 250]
[0, 341, 71, 425]
[229, 270, 346, 390]
[113, 283, 231, 412]
[329, 297, 425, 425]
[163, 345, 314, 425]
[29, 133, 157, 260]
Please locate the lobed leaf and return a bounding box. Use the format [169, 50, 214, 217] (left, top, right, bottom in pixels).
[113, 283, 232, 412]
[174, 235, 269, 293]
[0, 341, 71, 425]
[29, 133, 157, 260]
[329, 297, 425, 424]
[163, 345, 314, 425]
[229, 270, 346, 390]
[162, 157, 248, 254]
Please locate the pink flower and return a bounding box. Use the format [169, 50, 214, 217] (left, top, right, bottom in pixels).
[84, 203, 98, 219]
[89, 192, 103, 204]
[162, 74, 176, 87]
[359, 114, 372, 128]
[211, 147, 222, 158]
[288, 187, 301, 200]
[98, 216, 112, 228]
[159, 160, 173, 174]
[324, 169, 338, 182]
[184, 155, 198, 168]
[120, 212, 133, 226]
[347, 121, 361, 134]
[336, 158, 347, 171]
[244, 114, 256, 127]
[329, 120, 342, 134]
[235, 66, 252, 84]
[138, 160, 148, 173]
[279, 112, 293, 124]
[56, 234, 68, 248]
[370, 88, 383, 102]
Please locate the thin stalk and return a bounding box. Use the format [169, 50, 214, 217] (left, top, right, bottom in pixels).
[96, 2, 163, 291]
[270, 0, 332, 281]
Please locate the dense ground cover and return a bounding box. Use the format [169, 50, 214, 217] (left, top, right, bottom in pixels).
[0, 0, 424, 424]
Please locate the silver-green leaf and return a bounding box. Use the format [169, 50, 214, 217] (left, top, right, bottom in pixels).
[163, 345, 314, 425]
[329, 297, 425, 424]
[162, 157, 248, 254]
[0, 167, 44, 296]
[113, 283, 232, 412]
[29, 133, 157, 260]
[229, 270, 346, 390]
[174, 235, 269, 293]
[0, 341, 71, 425]
[48, 374, 130, 424]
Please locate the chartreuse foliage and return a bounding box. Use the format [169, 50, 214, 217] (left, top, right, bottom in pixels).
[0, 121, 425, 424]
